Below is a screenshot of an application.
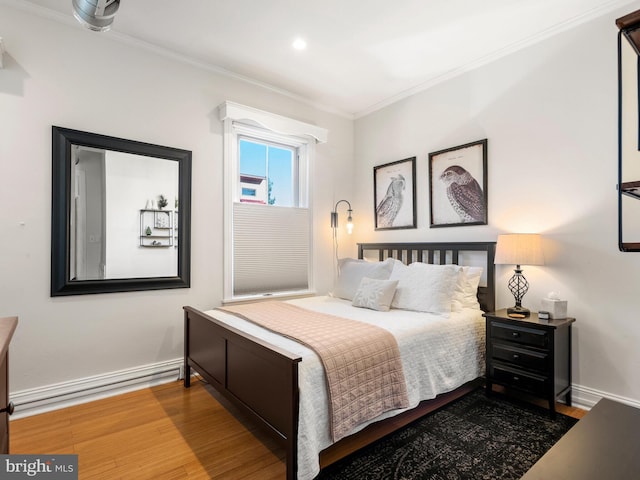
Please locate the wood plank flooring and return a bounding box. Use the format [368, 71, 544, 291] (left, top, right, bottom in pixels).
[11, 378, 286, 479]
[10, 379, 586, 479]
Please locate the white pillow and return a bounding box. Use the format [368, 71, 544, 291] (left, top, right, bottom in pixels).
[332, 257, 395, 301]
[389, 261, 461, 314]
[452, 266, 483, 310]
[352, 277, 399, 311]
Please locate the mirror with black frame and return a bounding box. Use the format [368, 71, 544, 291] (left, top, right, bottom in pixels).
[51, 126, 191, 296]
[618, 10, 640, 251]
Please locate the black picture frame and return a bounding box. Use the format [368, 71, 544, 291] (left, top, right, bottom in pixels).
[51, 126, 192, 296]
[429, 139, 488, 228]
[374, 157, 417, 230]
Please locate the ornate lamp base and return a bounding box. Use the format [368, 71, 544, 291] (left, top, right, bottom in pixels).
[507, 305, 531, 316]
[507, 265, 530, 317]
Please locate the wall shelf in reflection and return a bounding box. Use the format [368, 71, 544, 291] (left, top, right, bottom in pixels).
[140, 209, 173, 247]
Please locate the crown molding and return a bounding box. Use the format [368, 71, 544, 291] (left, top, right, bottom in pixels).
[0, 0, 354, 120]
[3, 0, 635, 120]
[354, 0, 638, 118]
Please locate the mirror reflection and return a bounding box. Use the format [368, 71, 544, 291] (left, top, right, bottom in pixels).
[51, 127, 191, 296]
[70, 146, 179, 280]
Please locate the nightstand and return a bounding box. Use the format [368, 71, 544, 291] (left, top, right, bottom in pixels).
[483, 309, 575, 417]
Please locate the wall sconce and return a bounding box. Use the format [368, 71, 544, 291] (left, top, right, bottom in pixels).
[494, 233, 544, 316]
[72, 0, 120, 32]
[331, 200, 353, 234]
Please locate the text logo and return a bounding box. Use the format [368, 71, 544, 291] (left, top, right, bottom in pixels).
[0, 455, 77, 479]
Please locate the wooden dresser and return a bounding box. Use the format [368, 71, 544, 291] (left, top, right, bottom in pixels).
[0, 317, 17, 454]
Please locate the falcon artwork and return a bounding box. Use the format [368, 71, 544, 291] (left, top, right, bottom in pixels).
[439, 165, 485, 223]
[376, 174, 405, 228]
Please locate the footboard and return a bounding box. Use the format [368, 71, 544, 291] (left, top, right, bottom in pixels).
[183, 306, 301, 480]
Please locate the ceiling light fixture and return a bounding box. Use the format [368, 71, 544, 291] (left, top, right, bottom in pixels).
[292, 38, 307, 50]
[72, 0, 120, 32]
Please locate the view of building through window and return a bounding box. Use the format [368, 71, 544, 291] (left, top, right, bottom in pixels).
[239, 138, 295, 206]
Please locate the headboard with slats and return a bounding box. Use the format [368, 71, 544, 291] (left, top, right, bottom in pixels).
[357, 242, 496, 313]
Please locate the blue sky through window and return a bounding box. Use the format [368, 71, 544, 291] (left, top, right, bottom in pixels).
[239, 139, 294, 206]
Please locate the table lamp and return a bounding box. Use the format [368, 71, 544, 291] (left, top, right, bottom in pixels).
[494, 233, 544, 316]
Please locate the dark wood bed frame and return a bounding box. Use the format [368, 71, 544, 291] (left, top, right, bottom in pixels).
[183, 241, 496, 479]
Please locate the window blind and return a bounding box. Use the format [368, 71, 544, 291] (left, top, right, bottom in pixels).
[233, 202, 310, 296]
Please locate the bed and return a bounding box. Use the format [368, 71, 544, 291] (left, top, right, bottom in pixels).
[183, 241, 496, 479]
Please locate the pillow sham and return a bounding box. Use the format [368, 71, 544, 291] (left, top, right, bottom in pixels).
[332, 257, 394, 301]
[452, 266, 483, 310]
[352, 277, 399, 312]
[389, 261, 461, 314]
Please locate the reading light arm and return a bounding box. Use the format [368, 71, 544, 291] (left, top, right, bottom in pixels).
[331, 200, 353, 234]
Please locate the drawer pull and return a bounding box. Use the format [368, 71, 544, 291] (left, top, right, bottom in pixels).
[0, 401, 14, 415]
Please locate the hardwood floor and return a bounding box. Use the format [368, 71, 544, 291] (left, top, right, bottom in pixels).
[10, 379, 586, 479]
[11, 378, 286, 479]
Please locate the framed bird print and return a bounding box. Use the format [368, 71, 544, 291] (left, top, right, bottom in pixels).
[374, 157, 417, 230]
[429, 139, 488, 228]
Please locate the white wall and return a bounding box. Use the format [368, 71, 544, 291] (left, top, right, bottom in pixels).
[354, 6, 640, 406]
[0, 3, 354, 400]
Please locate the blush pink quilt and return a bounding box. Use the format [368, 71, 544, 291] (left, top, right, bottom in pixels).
[219, 301, 409, 441]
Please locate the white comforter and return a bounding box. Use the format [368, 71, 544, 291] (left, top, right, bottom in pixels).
[206, 296, 485, 480]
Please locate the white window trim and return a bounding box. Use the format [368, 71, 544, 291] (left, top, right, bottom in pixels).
[219, 101, 328, 303]
[220, 101, 328, 144]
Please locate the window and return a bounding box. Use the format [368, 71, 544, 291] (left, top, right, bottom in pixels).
[219, 102, 328, 301]
[241, 187, 257, 197]
[239, 138, 296, 206]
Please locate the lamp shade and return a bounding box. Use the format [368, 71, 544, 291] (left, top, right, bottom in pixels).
[494, 234, 544, 266]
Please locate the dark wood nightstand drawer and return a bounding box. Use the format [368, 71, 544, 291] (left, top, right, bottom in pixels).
[490, 322, 549, 349]
[491, 343, 549, 372]
[491, 364, 547, 395]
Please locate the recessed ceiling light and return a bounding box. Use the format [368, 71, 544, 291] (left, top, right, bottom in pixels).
[292, 38, 307, 51]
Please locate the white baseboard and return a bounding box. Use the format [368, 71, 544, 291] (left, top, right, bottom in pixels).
[571, 383, 640, 411]
[10, 358, 184, 420]
[10, 363, 640, 421]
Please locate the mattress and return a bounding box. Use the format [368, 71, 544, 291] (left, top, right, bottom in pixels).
[205, 295, 486, 480]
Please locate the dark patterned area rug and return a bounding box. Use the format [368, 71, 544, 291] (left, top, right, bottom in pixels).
[316, 388, 578, 480]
